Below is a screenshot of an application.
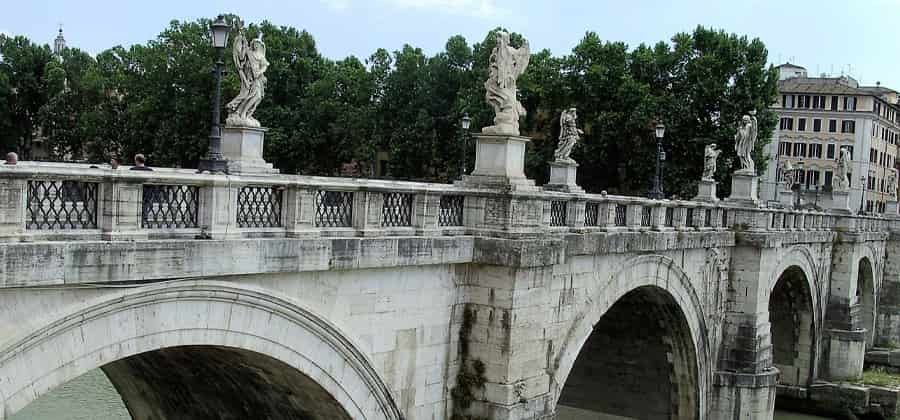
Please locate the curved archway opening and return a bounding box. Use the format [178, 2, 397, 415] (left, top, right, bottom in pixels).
[857, 257, 876, 348]
[769, 266, 815, 387]
[557, 286, 699, 420]
[12, 345, 353, 420]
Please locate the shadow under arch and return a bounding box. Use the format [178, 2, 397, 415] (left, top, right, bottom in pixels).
[858, 256, 876, 348]
[769, 265, 817, 387]
[0, 280, 402, 420]
[551, 254, 709, 419]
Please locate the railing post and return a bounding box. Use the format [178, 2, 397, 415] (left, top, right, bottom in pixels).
[626, 203, 642, 231]
[568, 199, 585, 229]
[0, 178, 26, 240]
[354, 190, 383, 235]
[414, 192, 440, 235]
[199, 178, 239, 240]
[100, 178, 147, 241]
[285, 186, 318, 238]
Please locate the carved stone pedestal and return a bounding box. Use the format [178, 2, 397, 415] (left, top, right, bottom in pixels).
[221, 126, 278, 174]
[544, 161, 583, 193]
[727, 171, 759, 206]
[693, 179, 718, 202]
[829, 190, 852, 214]
[458, 134, 537, 192]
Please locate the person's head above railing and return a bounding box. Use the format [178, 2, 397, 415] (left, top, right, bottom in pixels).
[5, 152, 17, 165]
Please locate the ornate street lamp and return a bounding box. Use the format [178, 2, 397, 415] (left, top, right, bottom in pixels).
[198, 15, 231, 174]
[860, 174, 868, 214]
[460, 113, 471, 178]
[649, 123, 666, 199]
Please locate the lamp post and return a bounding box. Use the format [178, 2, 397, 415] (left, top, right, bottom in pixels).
[198, 15, 230, 174]
[460, 113, 471, 178]
[794, 160, 805, 208]
[860, 174, 868, 214]
[649, 123, 666, 199]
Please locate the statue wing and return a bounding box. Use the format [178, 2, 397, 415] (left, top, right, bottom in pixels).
[232, 33, 251, 87]
[513, 40, 530, 76]
[750, 115, 758, 142]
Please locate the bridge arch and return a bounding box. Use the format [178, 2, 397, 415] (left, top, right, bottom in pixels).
[551, 254, 709, 419]
[858, 256, 877, 348]
[0, 280, 402, 420]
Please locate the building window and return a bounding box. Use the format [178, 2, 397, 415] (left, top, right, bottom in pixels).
[793, 143, 807, 157]
[829, 119, 837, 132]
[779, 142, 791, 156]
[819, 95, 827, 109]
[831, 96, 839, 111]
[780, 117, 794, 130]
[813, 119, 822, 132]
[844, 96, 857, 111]
[806, 170, 820, 186]
[824, 171, 833, 187]
[826, 143, 835, 159]
[841, 120, 856, 133]
[810, 143, 822, 158]
[798, 118, 807, 131]
[846, 146, 853, 159]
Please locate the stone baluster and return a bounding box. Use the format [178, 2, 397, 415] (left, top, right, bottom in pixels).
[199, 177, 239, 240]
[414, 191, 441, 235]
[284, 186, 318, 238]
[0, 177, 26, 240]
[100, 176, 147, 241]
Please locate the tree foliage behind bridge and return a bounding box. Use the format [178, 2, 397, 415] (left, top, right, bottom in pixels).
[0, 21, 777, 197]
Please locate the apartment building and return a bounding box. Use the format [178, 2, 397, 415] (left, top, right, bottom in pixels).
[761, 63, 900, 213]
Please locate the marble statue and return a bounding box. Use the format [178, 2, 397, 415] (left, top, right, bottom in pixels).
[887, 168, 898, 199]
[702, 143, 721, 180]
[482, 31, 530, 136]
[226, 31, 269, 128]
[553, 108, 582, 164]
[834, 147, 851, 191]
[734, 110, 758, 174]
[781, 160, 794, 185]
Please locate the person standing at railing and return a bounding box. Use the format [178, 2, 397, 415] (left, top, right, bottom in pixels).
[110, 158, 120, 170]
[5, 152, 17, 165]
[130, 154, 153, 171]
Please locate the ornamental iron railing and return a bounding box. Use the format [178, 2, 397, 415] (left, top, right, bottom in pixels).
[614, 204, 627, 227]
[237, 186, 283, 228]
[382, 192, 413, 227]
[438, 195, 464, 227]
[142, 184, 199, 229]
[641, 206, 652, 227]
[315, 190, 353, 228]
[26, 180, 98, 230]
[550, 201, 567, 227]
[585, 202, 599, 227]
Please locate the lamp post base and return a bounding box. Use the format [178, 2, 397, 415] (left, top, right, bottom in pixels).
[197, 158, 229, 174]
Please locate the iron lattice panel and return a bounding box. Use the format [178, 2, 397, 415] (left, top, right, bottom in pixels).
[550, 201, 567, 227]
[142, 185, 199, 229]
[237, 186, 283, 228]
[382, 192, 413, 227]
[704, 209, 713, 227]
[315, 190, 353, 228]
[664, 207, 674, 227]
[438, 195, 464, 227]
[584, 202, 599, 227]
[686, 208, 696, 227]
[641, 207, 652, 227]
[721, 210, 729, 228]
[26, 180, 98, 230]
[614, 204, 627, 227]
[771, 213, 778, 228]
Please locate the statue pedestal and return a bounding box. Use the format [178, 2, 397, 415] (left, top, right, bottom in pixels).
[726, 171, 759, 206]
[221, 126, 279, 174]
[544, 161, 583, 193]
[827, 189, 853, 214]
[693, 179, 718, 202]
[458, 134, 537, 191]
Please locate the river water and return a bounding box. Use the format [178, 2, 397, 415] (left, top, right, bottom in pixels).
[10, 369, 829, 420]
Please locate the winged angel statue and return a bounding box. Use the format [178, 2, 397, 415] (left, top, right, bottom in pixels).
[482, 31, 530, 136]
[226, 30, 269, 128]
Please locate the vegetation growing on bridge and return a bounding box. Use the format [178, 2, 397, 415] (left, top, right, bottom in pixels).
[450, 304, 488, 420]
[0, 19, 777, 197]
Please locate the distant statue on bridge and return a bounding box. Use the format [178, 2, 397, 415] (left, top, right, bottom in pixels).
[226, 30, 269, 128]
[482, 31, 530, 136]
[734, 110, 758, 174]
[834, 147, 851, 192]
[887, 168, 898, 199]
[702, 143, 721, 181]
[554, 108, 582, 164]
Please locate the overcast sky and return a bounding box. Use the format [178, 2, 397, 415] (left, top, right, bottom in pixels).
[3, 0, 899, 88]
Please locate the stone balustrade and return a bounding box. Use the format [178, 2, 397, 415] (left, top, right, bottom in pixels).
[0, 162, 893, 242]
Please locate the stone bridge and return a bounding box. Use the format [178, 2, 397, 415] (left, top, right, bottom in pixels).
[0, 155, 898, 419]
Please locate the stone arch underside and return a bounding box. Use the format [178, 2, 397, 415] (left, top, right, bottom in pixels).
[769, 265, 816, 387]
[0, 280, 402, 420]
[552, 254, 709, 419]
[858, 256, 876, 348]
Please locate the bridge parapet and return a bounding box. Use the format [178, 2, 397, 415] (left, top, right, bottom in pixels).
[0, 163, 893, 243]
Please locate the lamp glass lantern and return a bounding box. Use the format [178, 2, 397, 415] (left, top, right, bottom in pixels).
[210, 16, 230, 49]
[461, 113, 471, 130]
[655, 124, 666, 139]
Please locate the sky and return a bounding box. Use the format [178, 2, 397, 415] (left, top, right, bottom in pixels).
[2, 0, 899, 88]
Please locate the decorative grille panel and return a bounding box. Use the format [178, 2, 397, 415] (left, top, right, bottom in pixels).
[26, 180, 98, 230]
[438, 195, 464, 227]
[704, 209, 713, 227]
[664, 207, 674, 227]
[550, 201, 567, 227]
[614, 204, 627, 227]
[315, 190, 353, 228]
[686, 208, 696, 227]
[585, 202, 599, 227]
[142, 185, 199, 229]
[382, 192, 413, 227]
[641, 207, 652, 227]
[721, 210, 729, 228]
[237, 186, 283, 228]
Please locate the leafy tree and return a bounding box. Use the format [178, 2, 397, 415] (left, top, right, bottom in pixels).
[0, 35, 54, 158]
